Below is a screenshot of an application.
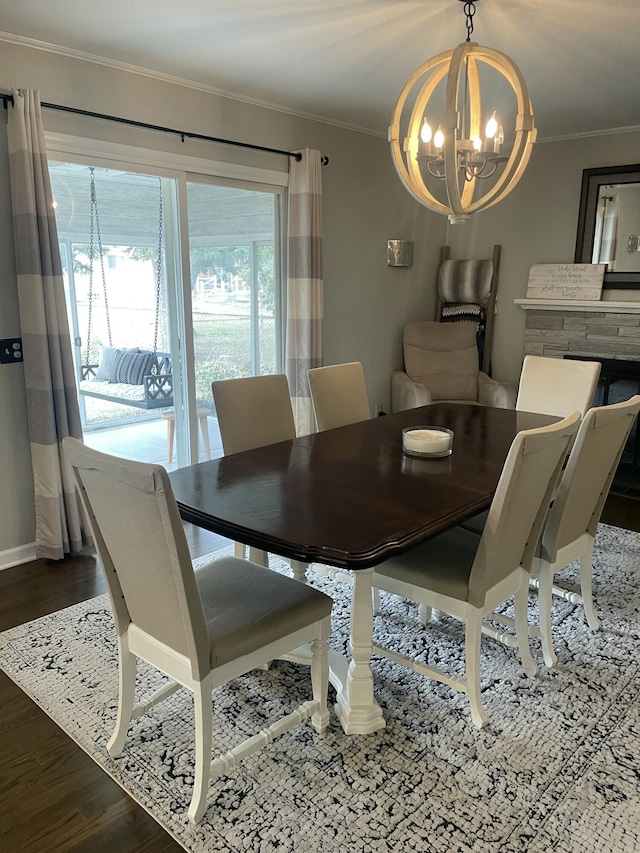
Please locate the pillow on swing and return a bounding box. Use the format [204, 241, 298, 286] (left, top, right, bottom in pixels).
[95, 346, 128, 381]
[111, 349, 154, 385]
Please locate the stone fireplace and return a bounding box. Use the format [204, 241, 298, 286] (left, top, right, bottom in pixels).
[516, 297, 640, 492]
[516, 299, 640, 361]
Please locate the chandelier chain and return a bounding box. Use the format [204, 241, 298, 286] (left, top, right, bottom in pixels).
[86, 167, 112, 363]
[463, 2, 476, 42]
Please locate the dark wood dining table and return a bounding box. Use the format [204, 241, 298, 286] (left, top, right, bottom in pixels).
[169, 403, 557, 734]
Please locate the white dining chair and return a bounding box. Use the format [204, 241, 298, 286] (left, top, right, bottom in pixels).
[212, 374, 297, 567]
[516, 354, 601, 417]
[212, 373, 297, 455]
[306, 361, 384, 611]
[371, 411, 580, 728]
[62, 437, 332, 825]
[308, 361, 371, 431]
[211, 374, 355, 589]
[531, 395, 640, 667]
[462, 354, 602, 541]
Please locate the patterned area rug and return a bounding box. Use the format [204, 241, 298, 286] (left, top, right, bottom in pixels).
[1, 524, 640, 852]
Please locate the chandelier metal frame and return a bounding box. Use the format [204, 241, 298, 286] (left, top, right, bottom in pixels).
[389, 0, 536, 223]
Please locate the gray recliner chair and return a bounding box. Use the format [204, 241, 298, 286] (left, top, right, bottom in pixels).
[391, 321, 516, 413]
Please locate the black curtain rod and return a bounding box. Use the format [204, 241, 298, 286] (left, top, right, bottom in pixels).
[1, 93, 329, 165]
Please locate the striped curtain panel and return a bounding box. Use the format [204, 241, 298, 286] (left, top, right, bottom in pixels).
[7, 89, 87, 560]
[285, 148, 323, 436]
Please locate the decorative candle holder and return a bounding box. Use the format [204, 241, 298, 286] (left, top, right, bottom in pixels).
[402, 426, 454, 458]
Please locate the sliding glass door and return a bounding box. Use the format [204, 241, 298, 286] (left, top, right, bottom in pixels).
[49, 157, 285, 469]
[185, 179, 282, 414]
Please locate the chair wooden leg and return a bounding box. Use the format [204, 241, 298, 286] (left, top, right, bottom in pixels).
[188, 677, 213, 826]
[514, 580, 537, 676]
[465, 610, 488, 729]
[580, 543, 600, 630]
[310, 617, 330, 733]
[198, 413, 212, 460]
[290, 560, 308, 583]
[418, 603, 433, 624]
[166, 417, 175, 463]
[248, 547, 269, 566]
[107, 639, 137, 757]
[537, 564, 558, 668]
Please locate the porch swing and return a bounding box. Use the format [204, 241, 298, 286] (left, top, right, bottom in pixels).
[78, 168, 174, 410]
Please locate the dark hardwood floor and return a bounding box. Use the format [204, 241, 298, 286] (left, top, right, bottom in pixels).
[1, 499, 639, 851]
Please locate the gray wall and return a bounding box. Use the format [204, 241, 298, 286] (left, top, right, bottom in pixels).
[2, 39, 639, 562]
[0, 41, 443, 561]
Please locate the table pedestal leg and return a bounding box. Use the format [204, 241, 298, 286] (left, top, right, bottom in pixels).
[334, 568, 386, 734]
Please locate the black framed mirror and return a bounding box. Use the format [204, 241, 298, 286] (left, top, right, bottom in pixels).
[575, 163, 640, 290]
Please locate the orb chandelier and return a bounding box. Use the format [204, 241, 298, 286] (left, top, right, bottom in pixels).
[389, 0, 536, 224]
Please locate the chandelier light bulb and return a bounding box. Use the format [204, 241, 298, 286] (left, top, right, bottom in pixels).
[420, 118, 432, 143]
[433, 126, 445, 150]
[485, 110, 498, 139]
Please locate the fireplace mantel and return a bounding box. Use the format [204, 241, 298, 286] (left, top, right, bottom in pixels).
[515, 298, 640, 314]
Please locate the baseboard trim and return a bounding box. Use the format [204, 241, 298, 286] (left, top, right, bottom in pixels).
[0, 543, 37, 571]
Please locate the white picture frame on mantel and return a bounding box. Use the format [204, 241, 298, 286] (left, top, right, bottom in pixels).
[526, 263, 606, 301]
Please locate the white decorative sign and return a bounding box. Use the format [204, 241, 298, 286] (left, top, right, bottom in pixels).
[526, 263, 606, 301]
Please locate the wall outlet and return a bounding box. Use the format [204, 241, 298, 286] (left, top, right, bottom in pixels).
[0, 338, 23, 364]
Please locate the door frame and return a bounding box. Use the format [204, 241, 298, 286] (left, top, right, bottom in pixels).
[46, 132, 289, 466]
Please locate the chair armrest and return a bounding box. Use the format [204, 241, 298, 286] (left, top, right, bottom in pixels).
[478, 372, 516, 409]
[391, 371, 432, 413]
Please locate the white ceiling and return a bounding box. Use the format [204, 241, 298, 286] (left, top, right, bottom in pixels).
[1, 0, 638, 140]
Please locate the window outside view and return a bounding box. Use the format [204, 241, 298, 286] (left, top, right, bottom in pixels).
[50, 161, 282, 467]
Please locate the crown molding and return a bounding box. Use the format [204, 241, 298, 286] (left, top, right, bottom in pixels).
[0, 31, 386, 139]
[3, 31, 638, 145]
[537, 125, 640, 144]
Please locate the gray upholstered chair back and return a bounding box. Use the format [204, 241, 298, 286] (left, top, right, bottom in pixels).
[541, 395, 640, 560]
[468, 412, 581, 605]
[212, 374, 296, 455]
[516, 355, 601, 418]
[308, 361, 371, 431]
[403, 321, 479, 402]
[62, 437, 211, 679]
